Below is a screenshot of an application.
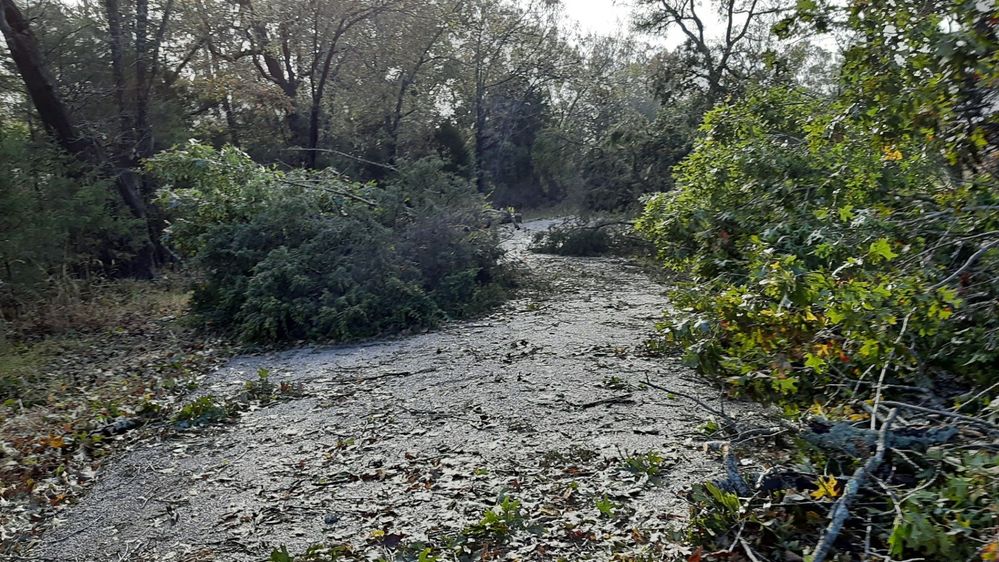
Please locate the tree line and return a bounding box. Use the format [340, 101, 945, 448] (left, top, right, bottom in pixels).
[1, 0, 831, 287]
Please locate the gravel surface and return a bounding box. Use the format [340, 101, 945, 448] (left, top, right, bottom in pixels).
[33, 220, 762, 561]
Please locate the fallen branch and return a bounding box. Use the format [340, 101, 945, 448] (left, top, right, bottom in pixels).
[724, 445, 752, 496]
[929, 239, 998, 290]
[879, 400, 999, 433]
[641, 376, 739, 433]
[286, 147, 399, 171]
[352, 367, 437, 383]
[278, 178, 379, 208]
[811, 409, 897, 562]
[740, 538, 765, 562]
[575, 394, 636, 409]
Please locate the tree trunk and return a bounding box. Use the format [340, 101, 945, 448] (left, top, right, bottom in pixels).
[307, 97, 321, 169]
[222, 95, 240, 145]
[134, 0, 153, 162]
[473, 87, 488, 193]
[1, 0, 156, 278]
[103, 0, 133, 154]
[1, 0, 91, 158]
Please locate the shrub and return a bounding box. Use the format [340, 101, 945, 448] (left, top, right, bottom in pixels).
[173, 395, 236, 427]
[637, 87, 998, 402]
[530, 219, 651, 257]
[0, 123, 145, 320]
[640, 1, 999, 558]
[148, 145, 507, 342]
[637, 86, 999, 561]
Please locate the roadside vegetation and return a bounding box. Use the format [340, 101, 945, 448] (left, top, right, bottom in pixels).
[0, 277, 230, 549]
[635, 1, 999, 560]
[2, 0, 997, 558]
[529, 218, 652, 258]
[148, 146, 509, 343]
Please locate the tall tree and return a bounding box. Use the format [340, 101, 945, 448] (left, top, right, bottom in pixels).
[235, 0, 394, 167]
[378, 0, 458, 165]
[1, 0, 157, 276]
[454, 0, 568, 193]
[634, 0, 791, 102]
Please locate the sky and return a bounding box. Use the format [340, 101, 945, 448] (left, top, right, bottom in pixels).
[558, 0, 706, 49]
[560, 0, 634, 37]
[559, 0, 842, 52]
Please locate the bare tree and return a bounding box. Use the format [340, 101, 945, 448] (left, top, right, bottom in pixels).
[635, 0, 790, 100]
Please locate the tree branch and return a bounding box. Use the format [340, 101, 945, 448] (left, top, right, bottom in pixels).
[811, 409, 897, 562]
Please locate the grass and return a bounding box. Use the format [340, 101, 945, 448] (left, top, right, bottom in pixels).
[1, 275, 195, 405]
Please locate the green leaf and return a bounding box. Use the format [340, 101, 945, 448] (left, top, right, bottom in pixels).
[804, 353, 827, 372]
[868, 238, 898, 262]
[270, 546, 294, 562]
[859, 339, 880, 358]
[773, 376, 799, 394]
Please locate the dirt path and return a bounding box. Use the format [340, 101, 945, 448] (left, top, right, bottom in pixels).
[34, 220, 757, 561]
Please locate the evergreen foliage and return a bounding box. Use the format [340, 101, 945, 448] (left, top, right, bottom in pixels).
[0, 122, 144, 318]
[149, 145, 507, 342]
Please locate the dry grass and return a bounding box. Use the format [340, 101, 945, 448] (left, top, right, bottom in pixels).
[3, 274, 192, 339]
[1, 274, 229, 555]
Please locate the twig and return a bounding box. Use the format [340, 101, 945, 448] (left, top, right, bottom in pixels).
[277, 178, 379, 207]
[929, 239, 999, 290]
[576, 394, 636, 409]
[811, 409, 897, 562]
[286, 147, 399, 171]
[740, 538, 766, 562]
[352, 367, 437, 383]
[871, 311, 912, 430]
[641, 376, 739, 433]
[724, 445, 752, 496]
[956, 380, 999, 412]
[732, 426, 789, 444]
[879, 400, 999, 432]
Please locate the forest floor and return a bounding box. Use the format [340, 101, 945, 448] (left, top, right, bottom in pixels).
[26, 220, 767, 561]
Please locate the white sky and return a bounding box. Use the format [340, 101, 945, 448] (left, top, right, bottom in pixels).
[560, 0, 634, 37]
[559, 0, 701, 49]
[560, 0, 841, 52]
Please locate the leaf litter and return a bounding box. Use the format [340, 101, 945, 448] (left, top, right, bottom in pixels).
[25, 220, 767, 561]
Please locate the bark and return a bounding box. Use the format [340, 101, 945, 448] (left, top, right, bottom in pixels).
[384, 25, 445, 165]
[222, 95, 240, 145]
[473, 94, 487, 193]
[238, 0, 306, 152]
[1, 0, 91, 157]
[134, 0, 152, 161]
[103, 0, 133, 153]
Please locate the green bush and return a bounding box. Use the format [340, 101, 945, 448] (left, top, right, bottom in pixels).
[637, 87, 998, 402]
[148, 145, 506, 342]
[636, 86, 999, 562]
[531, 222, 612, 256]
[0, 123, 144, 318]
[530, 219, 651, 257]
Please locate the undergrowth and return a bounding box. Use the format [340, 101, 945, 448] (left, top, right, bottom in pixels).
[0, 276, 230, 555]
[529, 218, 651, 258]
[148, 146, 510, 344]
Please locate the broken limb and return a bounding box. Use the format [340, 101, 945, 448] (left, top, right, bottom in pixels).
[810, 409, 897, 562]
